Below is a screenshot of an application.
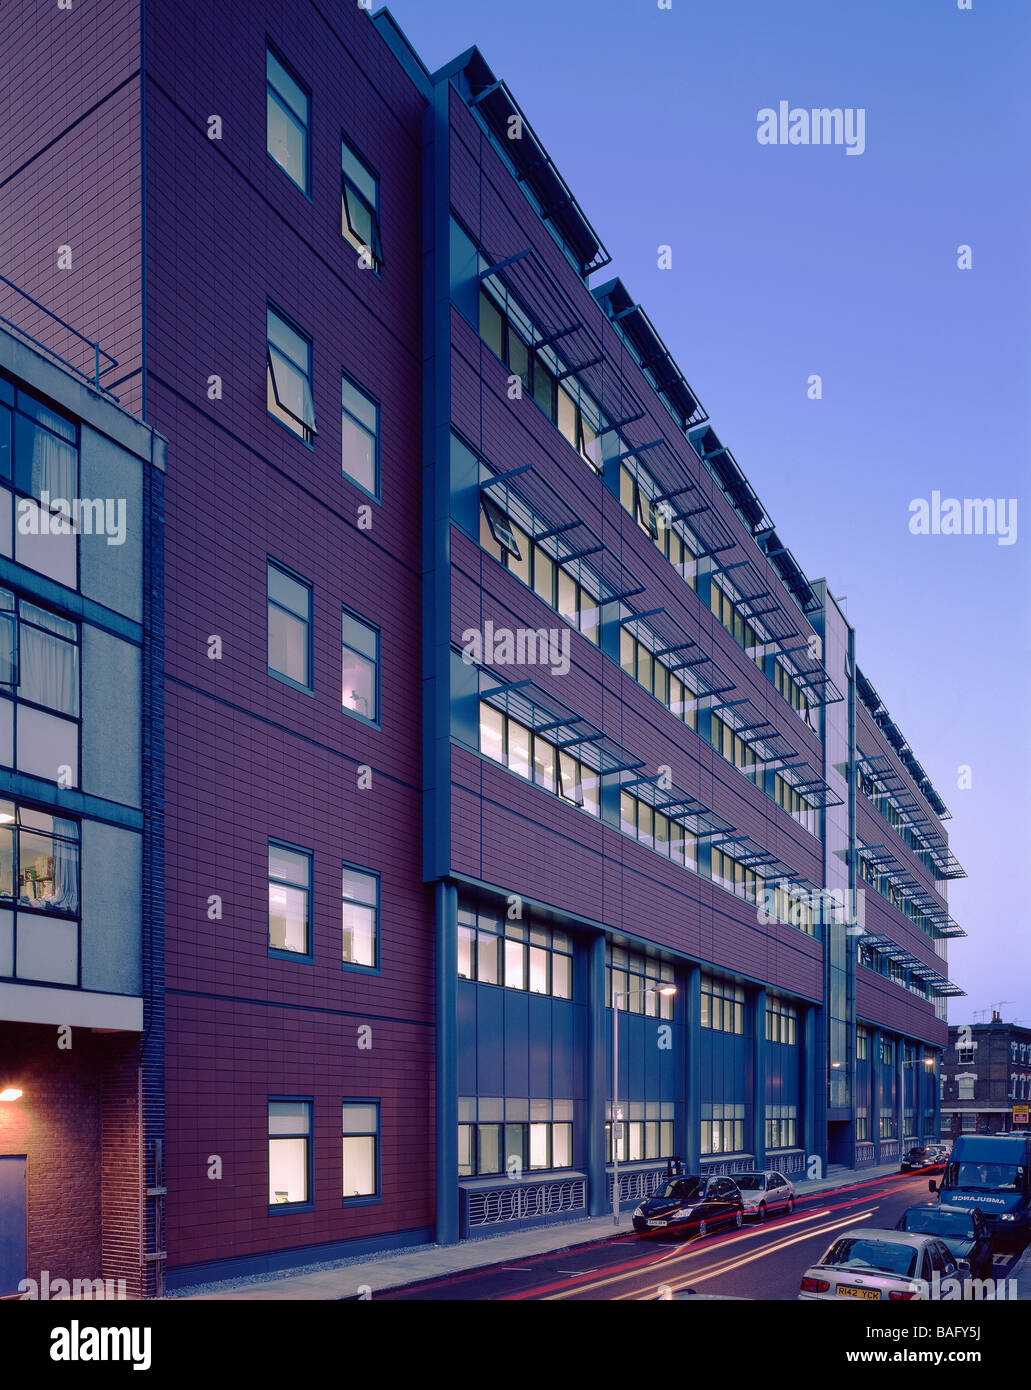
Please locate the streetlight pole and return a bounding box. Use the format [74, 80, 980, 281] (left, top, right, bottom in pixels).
[611, 982, 676, 1227]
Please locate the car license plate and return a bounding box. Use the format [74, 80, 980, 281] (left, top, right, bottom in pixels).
[837, 1285, 879, 1300]
[647, 1218, 668, 1227]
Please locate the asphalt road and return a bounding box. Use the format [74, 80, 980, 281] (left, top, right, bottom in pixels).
[376, 1171, 1023, 1301]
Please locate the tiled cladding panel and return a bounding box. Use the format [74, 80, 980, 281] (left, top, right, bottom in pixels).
[143, 0, 424, 370]
[0, 84, 143, 416]
[452, 744, 822, 1003]
[163, 997, 434, 1271]
[446, 83, 825, 666]
[451, 525, 822, 873]
[153, 381, 422, 791]
[856, 969, 947, 1049]
[856, 797, 948, 917]
[856, 698, 951, 887]
[164, 680, 431, 1015]
[0, 0, 139, 174]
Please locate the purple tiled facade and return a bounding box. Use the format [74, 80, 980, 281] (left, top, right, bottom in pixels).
[0, 0, 965, 1287]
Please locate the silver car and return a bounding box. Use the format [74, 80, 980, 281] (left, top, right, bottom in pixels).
[799, 1227, 962, 1300]
[734, 1170, 796, 1221]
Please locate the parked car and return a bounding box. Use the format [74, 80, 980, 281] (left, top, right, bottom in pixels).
[734, 1170, 796, 1220]
[798, 1228, 962, 1300]
[632, 1174, 744, 1237]
[895, 1202, 994, 1279]
[931, 1133, 1031, 1248]
[900, 1146, 944, 1174]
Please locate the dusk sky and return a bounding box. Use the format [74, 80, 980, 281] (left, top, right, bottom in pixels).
[383, 0, 1030, 1021]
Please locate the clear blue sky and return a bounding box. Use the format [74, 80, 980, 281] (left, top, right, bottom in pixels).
[382, 0, 1031, 1024]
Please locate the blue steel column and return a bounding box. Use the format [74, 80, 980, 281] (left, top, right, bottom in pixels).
[803, 1005, 821, 1172]
[896, 1040, 906, 1149]
[753, 987, 767, 1169]
[435, 880, 459, 1244]
[684, 964, 701, 1172]
[871, 1028, 883, 1165]
[587, 933, 608, 1215]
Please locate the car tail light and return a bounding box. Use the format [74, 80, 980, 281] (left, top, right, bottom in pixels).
[889, 1291, 918, 1301]
[800, 1277, 830, 1293]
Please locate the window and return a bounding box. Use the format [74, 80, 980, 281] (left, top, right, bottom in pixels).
[961, 1112, 976, 1132]
[880, 1109, 897, 1139]
[0, 800, 80, 986]
[701, 1102, 745, 1155]
[607, 1101, 675, 1163]
[620, 628, 699, 730]
[765, 1104, 798, 1150]
[341, 864, 378, 969]
[0, 377, 78, 587]
[268, 1100, 311, 1206]
[477, 495, 600, 645]
[956, 1074, 976, 1101]
[341, 609, 379, 722]
[765, 998, 798, 1045]
[341, 140, 382, 269]
[267, 306, 317, 441]
[340, 375, 379, 495]
[619, 789, 699, 872]
[458, 907, 574, 1000]
[606, 946, 675, 1019]
[857, 1026, 869, 1061]
[268, 841, 311, 956]
[701, 976, 744, 1034]
[459, 1099, 575, 1177]
[342, 1102, 379, 1198]
[267, 561, 311, 690]
[0, 592, 80, 785]
[856, 1107, 869, 1142]
[266, 48, 309, 193]
[479, 702, 600, 817]
[956, 1043, 975, 1065]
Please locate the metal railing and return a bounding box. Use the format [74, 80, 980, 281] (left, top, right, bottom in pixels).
[466, 1177, 587, 1228]
[611, 1166, 669, 1206]
[0, 273, 119, 398]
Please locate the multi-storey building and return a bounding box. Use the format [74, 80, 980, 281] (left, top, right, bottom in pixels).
[0, 286, 164, 1299]
[0, 1, 966, 1289]
[942, 1015, 1031, 1139]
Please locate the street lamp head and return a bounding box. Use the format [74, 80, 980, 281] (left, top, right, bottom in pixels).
[658, 985, 677, 997]
[0, 1088, 23, 1102]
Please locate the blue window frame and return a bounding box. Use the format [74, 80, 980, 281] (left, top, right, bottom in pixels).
[341, 139, 382, 270]
[340, 373, 379, 498]
[266, 47, 310, 194]
[0, 375, 79, 589]
[342, 1100, 380, 1203]
[267, 559, 312, 692]
[341, 863, 379, 972]
[268, 840, 312, 961]
[341, 608, 379, 725]
[268, 1098, 313, 1209]
[267, 305, 317, 443]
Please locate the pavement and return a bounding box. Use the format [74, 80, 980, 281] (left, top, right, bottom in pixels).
[175, 1159, 906, 1301]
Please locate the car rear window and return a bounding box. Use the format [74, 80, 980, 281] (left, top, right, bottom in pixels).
[822, 1238, 917, 1278]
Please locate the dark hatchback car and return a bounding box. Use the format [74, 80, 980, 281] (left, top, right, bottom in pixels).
[632, 1175, 744, 1237]
[900, 1146, 945, 1174]
[895, 1202, 994, 1279]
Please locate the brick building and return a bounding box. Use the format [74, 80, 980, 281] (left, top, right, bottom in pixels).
[0, 1, 968, 1291]
[942, 1014, 1031, 1139]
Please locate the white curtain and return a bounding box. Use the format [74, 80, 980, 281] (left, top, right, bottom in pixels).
[30, 427, 76, 502]
[51, 817, 78, 912]
[19, 625, 77, 715]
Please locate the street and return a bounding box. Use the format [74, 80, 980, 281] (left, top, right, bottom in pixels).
[376, 1172, 1023, 1301]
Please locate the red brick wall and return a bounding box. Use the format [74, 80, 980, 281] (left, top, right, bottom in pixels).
[0, 1022, 143, 1296]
